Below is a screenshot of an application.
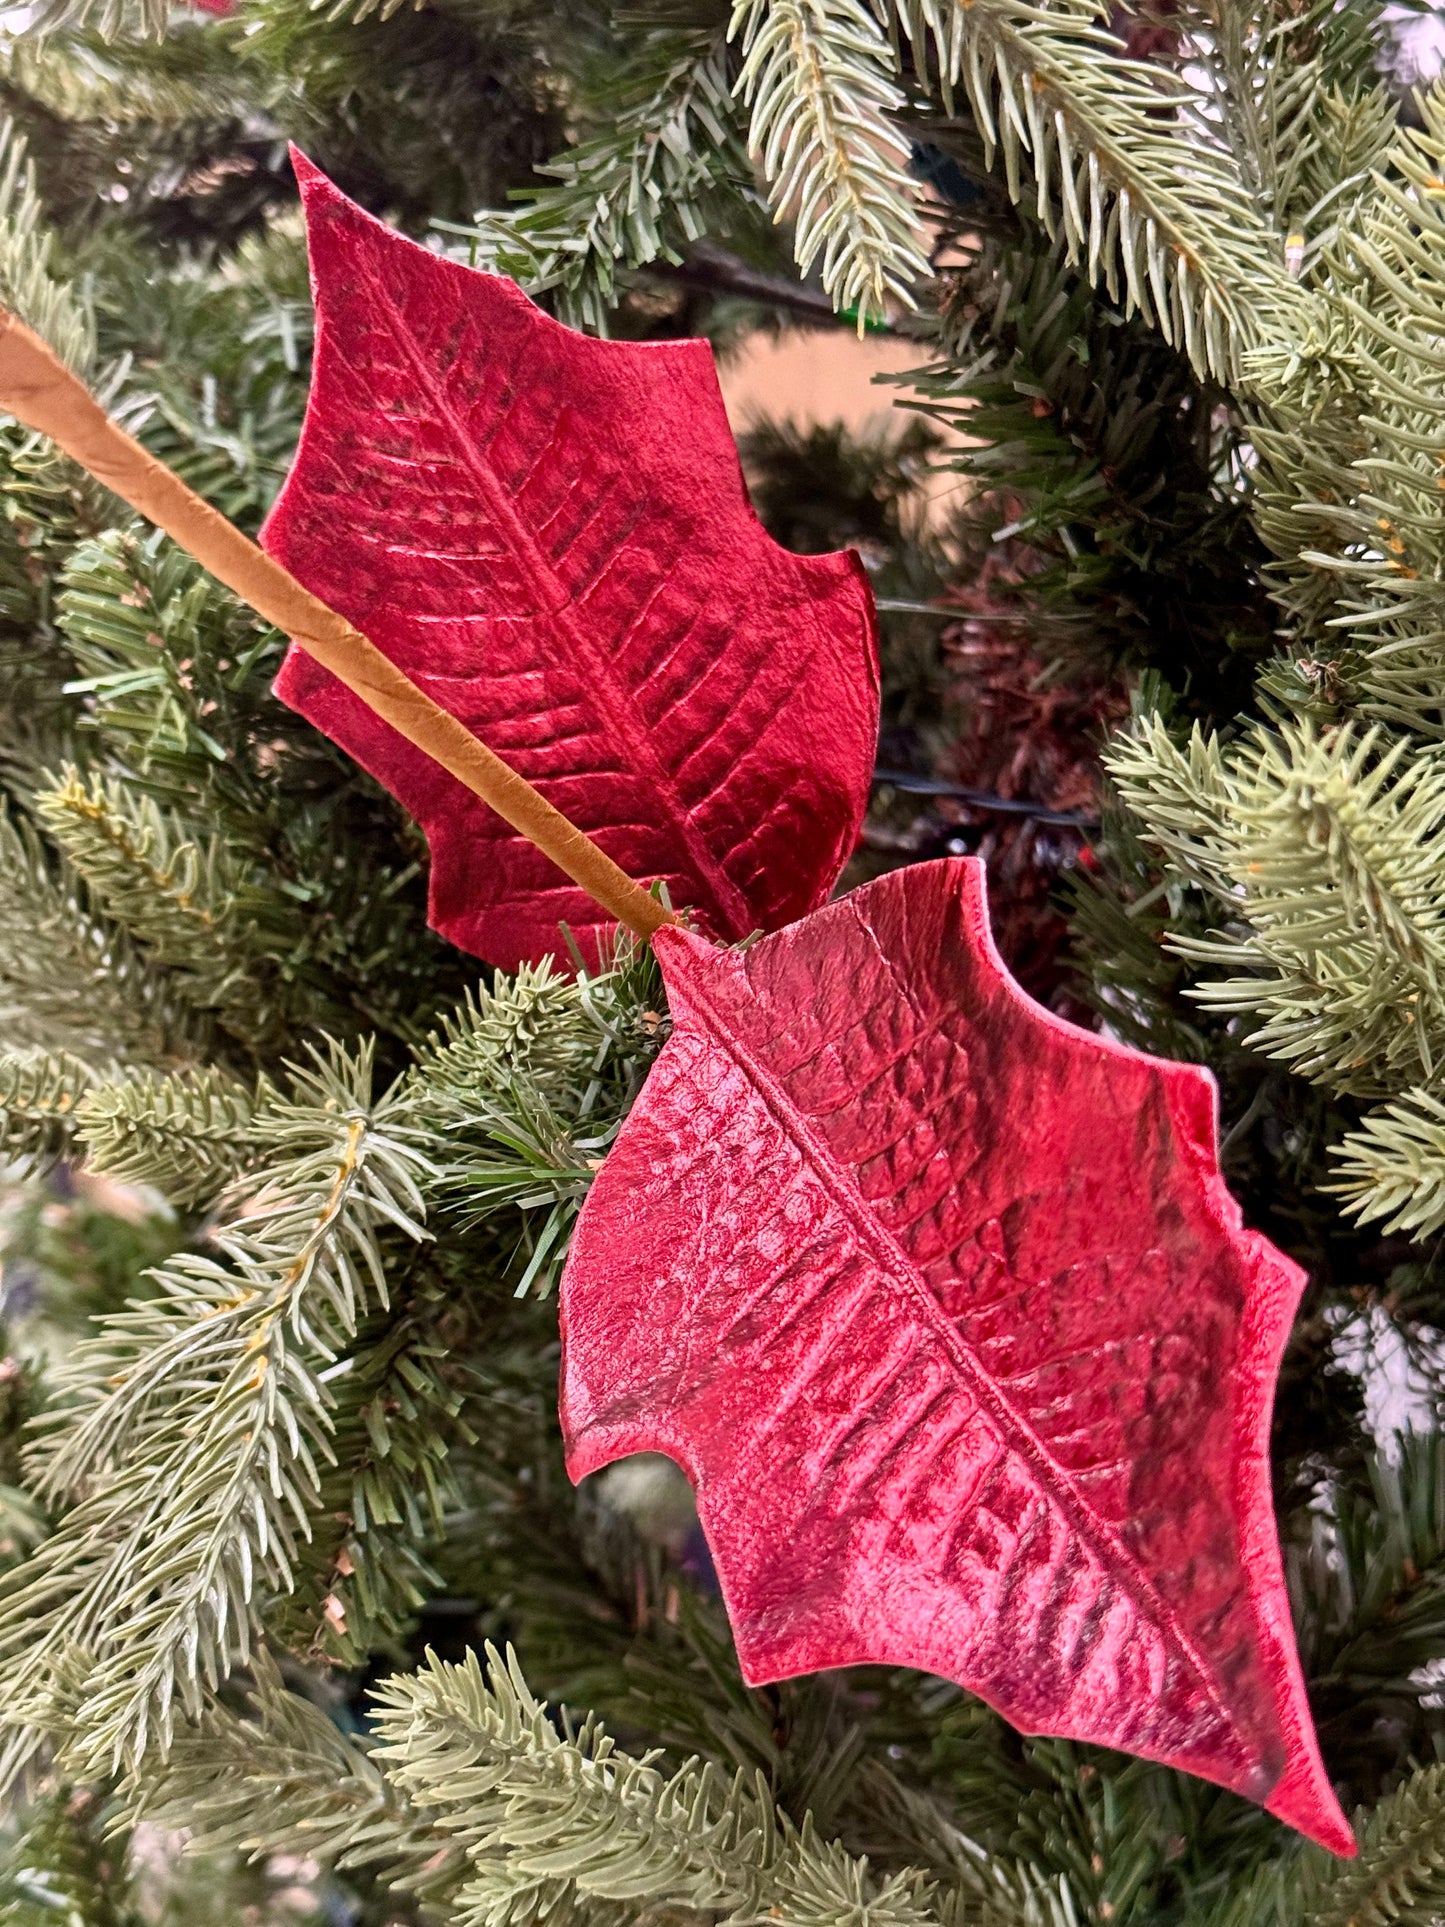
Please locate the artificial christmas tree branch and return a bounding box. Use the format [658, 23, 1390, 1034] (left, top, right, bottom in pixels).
[0, 306, 675, 946]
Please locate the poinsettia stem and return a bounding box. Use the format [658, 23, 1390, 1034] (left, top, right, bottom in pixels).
[0, 308, 676, 945]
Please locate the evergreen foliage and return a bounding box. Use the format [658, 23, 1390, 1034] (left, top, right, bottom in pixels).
[11, 2, 1445, 1924]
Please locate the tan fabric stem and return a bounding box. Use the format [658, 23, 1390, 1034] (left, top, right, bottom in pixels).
[0, 308, 676, 944]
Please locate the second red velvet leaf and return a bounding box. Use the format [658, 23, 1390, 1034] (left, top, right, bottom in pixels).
[261, 155, 879, 970]
[559, 858, 1353, 1856]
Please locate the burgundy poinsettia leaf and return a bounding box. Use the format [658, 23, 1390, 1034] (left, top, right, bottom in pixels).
[559, 858, 1353, 1854]
[260, 154, 879, 971]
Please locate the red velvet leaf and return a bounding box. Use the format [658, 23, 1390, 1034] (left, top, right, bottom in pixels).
[260, 155, 879, 970]
[559, 858, 1354, 1855]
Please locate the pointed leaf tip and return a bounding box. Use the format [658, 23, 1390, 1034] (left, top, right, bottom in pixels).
[261, 161, 879, 970]
[288, 145, 328, 197]
[559, 857, 1352, 1854]
[1269, 1768, 1357, 1859]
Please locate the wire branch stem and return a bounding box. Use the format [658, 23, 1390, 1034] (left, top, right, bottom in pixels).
[641, 244, 884, 328]
[0, 307, 675, 945]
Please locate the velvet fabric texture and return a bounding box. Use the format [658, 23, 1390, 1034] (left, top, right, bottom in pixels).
[560, 859, 1352, 1854]
[262, 155, 879, 970]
